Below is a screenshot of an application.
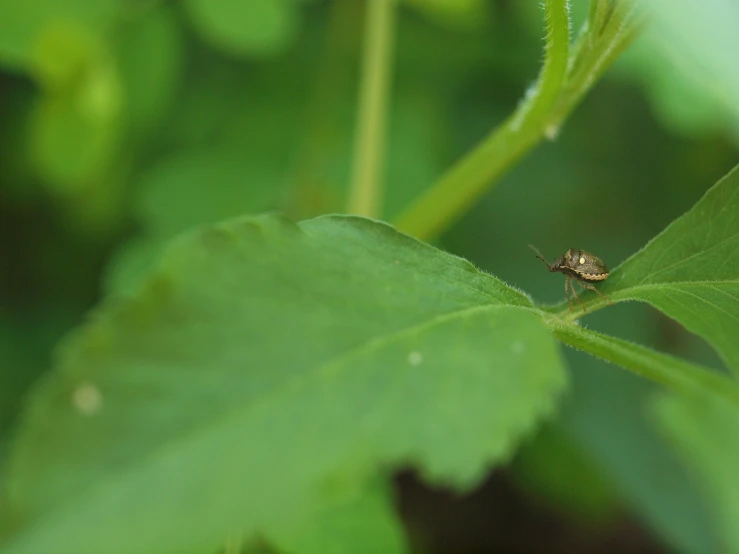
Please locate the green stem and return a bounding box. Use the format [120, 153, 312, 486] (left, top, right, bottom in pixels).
[393, 0, 571, 240]
[588, 0, 614, 39]
[548, 318, 739, 407]
[393, 0, 645, 242]
[285, 0, 360, 220]
[549, 0, 645, 130]
[347, 0, 397, 218]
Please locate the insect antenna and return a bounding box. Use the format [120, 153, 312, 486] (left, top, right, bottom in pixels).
[528, 244, 551, 268]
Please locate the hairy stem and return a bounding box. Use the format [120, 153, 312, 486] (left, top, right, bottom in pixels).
[347, 0, 397, 218]
[548, 318, 739, 407]
[550, 0, 645, 130]
[393, 0, 644, 242]
[393, 0, 570, 240]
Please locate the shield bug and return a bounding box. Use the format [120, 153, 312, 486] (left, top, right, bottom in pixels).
[529, 245, 613, 312]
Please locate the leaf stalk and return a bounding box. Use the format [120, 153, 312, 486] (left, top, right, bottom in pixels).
[347, 0, 398, 218]
[393, 0, 644, 241]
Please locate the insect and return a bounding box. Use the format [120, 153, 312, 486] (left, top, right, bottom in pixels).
[529, 245, 613, 312]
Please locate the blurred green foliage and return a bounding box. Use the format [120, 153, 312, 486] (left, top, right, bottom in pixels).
[1, 0, 739, 553]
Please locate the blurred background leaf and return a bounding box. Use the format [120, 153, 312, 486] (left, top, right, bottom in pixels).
[114, 4, 184, 142]
[643, 0, 739, 137]
[404, 0, 490, 31]
[182, 0, 301, 58]
[653, 389, 739, 553]
[0, 0, 117, 70]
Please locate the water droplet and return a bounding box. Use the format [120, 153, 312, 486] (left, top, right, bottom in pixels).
[408, 351, 423, 366]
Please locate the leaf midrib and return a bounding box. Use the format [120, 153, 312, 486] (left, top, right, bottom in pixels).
[550, 279, 738, 321]
[614, 279, 739, 298]
[632, 230, 739, 286]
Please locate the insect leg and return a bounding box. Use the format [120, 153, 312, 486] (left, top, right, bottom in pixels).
[565, 275, 575, 311]
[578, 280, 614, 306]
[570, 278, 587, 313]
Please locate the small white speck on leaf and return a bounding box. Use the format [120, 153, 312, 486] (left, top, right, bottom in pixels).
[511, 341, 524, 354]
[408, 351, 423, 366]
[544, 124, 560, 140]
[73, 382, 103, 415]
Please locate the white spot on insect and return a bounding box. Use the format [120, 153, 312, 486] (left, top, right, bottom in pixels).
[511, 341, 524, 354]
[579, 256, 585, 265]
[408, 351, 423, 366]
[73, 382, 103, 415]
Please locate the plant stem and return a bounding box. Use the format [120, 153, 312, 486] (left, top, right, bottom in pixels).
[285, 0, 359, 220]
[393, 0, 644, 242]
[549, 0, 645, 130]
[393, 0, 570, 240]
[548, 318, 739, 407]
[347, 0, 397, 218]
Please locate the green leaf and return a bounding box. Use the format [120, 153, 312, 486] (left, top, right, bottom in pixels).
[29, 88, 120, 191]
[557, 357, 719, 553]
[513, 422, 618, 523]
[645, 0, 739, 132]
[616, 34, 728, 137]
[26, 22, 122, 191]
[602, 163, 739, 376]
[136, 149, 285, 237]
[1, 215, 566, 554]
[0, 0, 117, 70]
[182, 0, 299, 58]
[653, 390, 739, 553]
[517, 299, 720, 552]
[115, 4, 184, 139]
[269, 477, 408, 554]
[404, 0, 490, 31]
[103, 236, 163, 296]
[104, 146, 286, 294]
[549, 318, 739, 407]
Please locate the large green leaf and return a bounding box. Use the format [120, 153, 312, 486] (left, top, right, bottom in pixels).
[104, 146, 285, 294]
[653, 390, 739, 553]
[268, 477, 407, 554]
[598, 163, 739, 375]
[0, 215, 566, 554]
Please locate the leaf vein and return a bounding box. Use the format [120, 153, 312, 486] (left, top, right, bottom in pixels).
[636, 231, 739, 285]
